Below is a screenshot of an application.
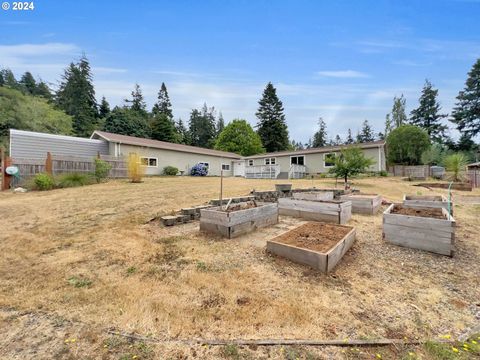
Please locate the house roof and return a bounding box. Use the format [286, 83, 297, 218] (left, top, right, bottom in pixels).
[243, 140, 386, 159]
[91, 130, 242, 159]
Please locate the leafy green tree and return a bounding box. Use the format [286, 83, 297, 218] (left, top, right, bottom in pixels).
[98, 96, 110, 118]
[443, 153, 468, 182]
[152, 82, 173, 119]
[410, 80, 448, 143]
[56, 56, 98, 137]
[103, 106, 149, 138]
[151, 113, 178, 142]
[0, 87, 72, 148]
[214, 119, 264, 156]
[357, 119, 375, 142]
[345, 128, 354, 144]
[255, 82, 289, 152]
[20, 72, 37, 94]
[35, 80, 53, 101]
[384, 114, 393, 138]
[451, 58, 480, 138]
[391, 94, 407, 128]
[329, 147, 374, 189]
[421, 143, 451, 166]
[386, 125, 430, 165]
[189, 104, 217, 148]
[312, 117, 328, 147]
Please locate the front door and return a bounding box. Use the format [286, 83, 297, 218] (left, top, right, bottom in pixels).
[233, 161, 245, 177]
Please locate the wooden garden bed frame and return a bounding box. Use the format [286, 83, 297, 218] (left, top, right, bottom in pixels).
[339, 193, 382, 214]
[403, 194, 452, 214]
[278, 198, 352, 224]
[200, 202, 278, 238]
[267, 222, 356, 273]
[382, 204, 456, 256]
[292, 191, 334, 201]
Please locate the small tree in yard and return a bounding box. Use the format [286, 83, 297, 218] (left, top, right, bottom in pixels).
[386, 125, 430, 165]
[443, 153, 468, 182]
[329, 147, 374, 189]
[127, 153, 145, 183]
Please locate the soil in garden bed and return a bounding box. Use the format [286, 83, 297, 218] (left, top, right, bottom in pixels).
[273, 222, 351, 253]
[224, 201, 257, 213]
[391, 204, 445, 219]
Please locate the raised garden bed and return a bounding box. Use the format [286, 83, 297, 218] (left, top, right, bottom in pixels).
[403, 194, 452, 215]
[292, 191, 334, 201]
[267, 222, 356, 273]
[416, 182, 472, 191]
[200, 202, 278, 238]
[278, 198, 352, 224]
[275, 183, 292, 192]
[339, 193, 382, 214]
[383, 204, 455, 256]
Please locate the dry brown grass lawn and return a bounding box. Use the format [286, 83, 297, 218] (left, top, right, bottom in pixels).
[0, 176, 479, 359]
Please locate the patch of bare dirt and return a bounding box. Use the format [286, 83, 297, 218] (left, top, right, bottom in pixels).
[391, 204, 445, 219]
[272, 222, 352, 253]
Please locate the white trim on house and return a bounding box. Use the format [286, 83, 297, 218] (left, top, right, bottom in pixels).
[323, 152, 336, 168]
[290, 155, 306, 166]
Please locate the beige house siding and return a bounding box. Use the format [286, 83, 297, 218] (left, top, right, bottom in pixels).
[115, 143, 235, 176]
[245, 146, 386, 174]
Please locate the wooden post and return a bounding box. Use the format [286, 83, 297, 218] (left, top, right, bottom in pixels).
[219, 169, 224, 208]
[1, 147, 6, 191]
[45, 152, 53, 175]
[1, 150, 12, 191]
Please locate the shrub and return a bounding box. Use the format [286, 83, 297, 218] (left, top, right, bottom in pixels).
[443, 153, 468, 182]
[57, 173, 95, 188]
[127, 153, 145, 183]
[386, 125, 430, 165]
[34, 173, 55, 191]
[190, 163, 208, 176]
[379, 170, 388, 177]
[94, 158, 112, 183]
[163, 166, 179, 176]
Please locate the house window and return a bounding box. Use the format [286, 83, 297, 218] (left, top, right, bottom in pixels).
[290, 156, 305, 166]
[221, 163, 231, 171]
[141, 157, 158, 167]
[248, 159, 254, 166]
[264, 157, 276, 165]
[324, 153, 336, 167]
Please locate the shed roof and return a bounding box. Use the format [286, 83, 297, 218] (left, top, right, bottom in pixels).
[243, 140, 386, 159]
[91, 131, 242, 159]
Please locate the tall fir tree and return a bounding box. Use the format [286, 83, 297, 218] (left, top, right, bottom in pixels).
[151, 82, 173, 119]
[345, 128, 354, 144]
[312, 117, 328, 147]
[151, 113, 177, 142]
[103, 106, 150, 138]
[20, 72, 36, 95]
[384, 114, 393, 138]
[391, 94, 407, 128]
[334, 134, 342, 146]
[216, 112, 225, 135]
[357, 119, 375, 143]
[410, 79, 448, 143]
[175, 118, 190, 144]
[56, 56, 98, 137]
[98, 96, 111, 118]
[1, 69, 18, 89]
[35, 80, 53, 101]
[255, 82, 289, 152]
[451, 58, 480, 138]
[188, 104, 217, 148]
[125, 83, 147, 115]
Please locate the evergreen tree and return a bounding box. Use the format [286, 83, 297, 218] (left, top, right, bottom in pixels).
[334, 134, 342, 145]
[150, 113, 177, 143]
[125, 83, 147, 115]
[56, 56, 98, 137]
[1, 69, 18, 89]
[391, 94, 407, 128]
[35, 80, 53, 101]
[357, 119, 375, 143]
[20, 71, 36, 94]
[0, 71, 4, 87]
[175, 118, 190, 144]
[451, 58, 480, 138]
[98, 96, 111, 118]
[410, 79, 448, 143]
[103, 106, 149, 138]
[152, 82, 173, 119]
[312, 117, 328, 147]
[216, 112, 225, 135]
[345, 128, 354, 144]
[189, 104, 217, 148]
[305, 138, 313, 149]
[384, 113, 393, 138]
[255, 82, 289, 152]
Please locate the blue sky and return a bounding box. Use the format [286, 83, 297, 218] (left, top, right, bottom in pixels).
[1, 0, 480, 143]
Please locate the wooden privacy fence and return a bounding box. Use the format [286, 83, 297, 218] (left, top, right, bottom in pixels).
[10, 152, 127, 181]
[388, 165, 430, 179]
[467, 170, 479, 188]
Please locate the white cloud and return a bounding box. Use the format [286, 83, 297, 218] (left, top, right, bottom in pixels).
[316, 70, 370, 78]
[93, 67, 127, 74]
[0, 42, 79, 57]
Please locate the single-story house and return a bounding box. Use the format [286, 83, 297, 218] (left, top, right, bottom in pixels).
[9, 129, 386, 178]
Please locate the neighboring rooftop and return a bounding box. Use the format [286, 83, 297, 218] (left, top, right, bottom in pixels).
[243, 140, 386, 159]
[91, 130, 242, 159]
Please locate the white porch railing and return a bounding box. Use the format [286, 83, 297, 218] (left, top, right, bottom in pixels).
[289, 164, 307, 179]
[245, 164, 280, 179]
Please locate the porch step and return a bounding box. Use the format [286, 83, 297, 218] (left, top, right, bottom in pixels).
[276, 172, 289, 179]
